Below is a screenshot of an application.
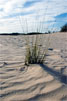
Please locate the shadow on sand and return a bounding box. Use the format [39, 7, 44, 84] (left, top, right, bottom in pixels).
[40, 64, 67, 84]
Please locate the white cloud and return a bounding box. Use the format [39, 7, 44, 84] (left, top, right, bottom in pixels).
[0, 0, 67, 33]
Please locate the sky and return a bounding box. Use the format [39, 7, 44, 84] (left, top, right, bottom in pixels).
[0, 0, 67, 33]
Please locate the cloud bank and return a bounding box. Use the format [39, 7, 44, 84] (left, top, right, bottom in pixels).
[0, 0, 67, 33]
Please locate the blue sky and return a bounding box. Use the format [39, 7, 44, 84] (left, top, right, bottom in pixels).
[0, 0, 67, 33]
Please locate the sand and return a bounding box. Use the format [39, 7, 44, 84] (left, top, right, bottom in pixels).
[0, 32, 67, 101]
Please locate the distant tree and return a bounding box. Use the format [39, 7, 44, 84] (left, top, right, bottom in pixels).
[48, 31, 51, 34]
[12, 32, 19, 35]
[60, 23, 67, 32]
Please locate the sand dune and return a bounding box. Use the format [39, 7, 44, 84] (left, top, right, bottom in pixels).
[0, 32, 67, 101]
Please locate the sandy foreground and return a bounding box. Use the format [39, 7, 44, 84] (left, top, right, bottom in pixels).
[0, 32, 67, 101]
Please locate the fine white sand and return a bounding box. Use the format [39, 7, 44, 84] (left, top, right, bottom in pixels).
[0, 32, 67, 101]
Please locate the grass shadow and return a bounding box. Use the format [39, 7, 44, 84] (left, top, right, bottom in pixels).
[40, 64, 67, 84]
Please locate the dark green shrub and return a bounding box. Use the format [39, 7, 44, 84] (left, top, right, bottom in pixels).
[60, 24, 67, 32]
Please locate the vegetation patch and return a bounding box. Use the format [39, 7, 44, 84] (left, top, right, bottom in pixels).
[25, 34, 50, 65]
[60, 23, 67, 32]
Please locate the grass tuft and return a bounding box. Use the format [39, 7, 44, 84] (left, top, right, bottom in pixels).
[25, 34, 50, 65]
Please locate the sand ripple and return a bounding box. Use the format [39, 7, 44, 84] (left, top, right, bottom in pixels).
[0, 64, 67, 101]
[0, 33, 67, 101]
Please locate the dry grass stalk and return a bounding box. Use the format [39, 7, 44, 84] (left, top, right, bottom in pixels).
[25, 33, 50, 65]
